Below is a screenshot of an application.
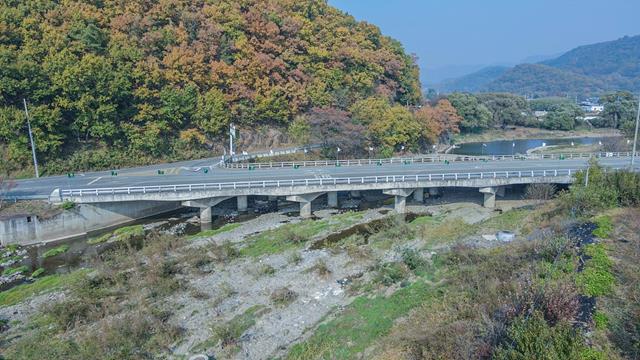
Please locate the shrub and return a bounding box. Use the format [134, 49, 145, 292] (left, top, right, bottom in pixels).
[42, 244, 70, 258]
[593, 311, 609, 330]
[270, 287, 298, 306]
[525, 183, 557, 200]
[2, 265, 29, 276]
[400, 248, 427, 273]
[373, 262, 410, 286]
[576, 244, 614, 297]
[60, 200, 76, 210]
[592, 216, 613, 238]
[306, 259, 331, 277]
[30, 268, 45, 278]
[494, 311, 589, 359]
[288, 251, 303, 265]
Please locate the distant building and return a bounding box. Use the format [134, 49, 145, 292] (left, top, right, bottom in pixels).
[580, 101, 604, 113]
[534, 111, 548, 120]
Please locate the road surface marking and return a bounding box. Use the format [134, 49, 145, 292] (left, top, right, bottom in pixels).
[88, 176, 103, 185]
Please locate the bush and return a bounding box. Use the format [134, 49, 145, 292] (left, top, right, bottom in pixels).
[576, 244, 615, 297]
[592, 216, 613, 238]
[373, 262, 410, 286]
[2, 265, 29, 276]
[525, 183, 557, 200]
[30, 268, 45, 278]
[400, 248, 427, 273]
[60, 200, 76, 210]
[494, 311, 590, 359]
[270, 287, 298, 306]
[42, 244, 70, 258]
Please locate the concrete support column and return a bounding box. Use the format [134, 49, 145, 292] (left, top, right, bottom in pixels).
[428, 187, 440, 197]
[300, 201, 312, 218]
[350, 190, 361, 198]
[237, 195, 248, 212]
[327, 191, 338, 208]
[200, 206, 212, 224]
[286, 193, 324, 219]
[479, 187, 497, 208]
[413, 188, 424, 203]
[383, 189, 415, 214]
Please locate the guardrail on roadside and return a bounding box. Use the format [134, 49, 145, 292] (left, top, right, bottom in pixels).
[224, 144, 324, 164]
[60, 168, 584, 198]
[220, 152, 638, 170]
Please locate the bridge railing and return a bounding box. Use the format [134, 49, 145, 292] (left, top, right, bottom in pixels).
[221, 152, 638, 169]
[61, 168, 582, 198]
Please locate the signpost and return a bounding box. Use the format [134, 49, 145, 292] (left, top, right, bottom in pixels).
[22, 99, 39, 178]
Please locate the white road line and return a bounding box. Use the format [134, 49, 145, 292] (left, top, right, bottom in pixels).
[87, 176, 103, 185]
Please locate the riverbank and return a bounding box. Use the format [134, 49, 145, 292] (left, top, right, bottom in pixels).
[453, 126, 621, 144]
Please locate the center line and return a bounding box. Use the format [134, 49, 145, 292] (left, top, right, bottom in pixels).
[88, 176, 103, 185]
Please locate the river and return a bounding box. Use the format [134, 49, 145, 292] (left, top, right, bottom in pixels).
[451, 136, 619, 156]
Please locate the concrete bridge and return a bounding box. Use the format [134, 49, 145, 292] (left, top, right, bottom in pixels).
[54, 168, 577, 221]
[3, 154, 636, 245]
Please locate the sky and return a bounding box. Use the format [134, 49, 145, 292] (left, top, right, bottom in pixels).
[329, 0, 640, 84]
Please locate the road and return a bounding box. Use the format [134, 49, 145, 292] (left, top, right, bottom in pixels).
[6, 157, 634, 199]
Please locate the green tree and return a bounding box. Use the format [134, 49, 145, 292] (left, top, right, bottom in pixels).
[600, 92, 638, 135]
[542, 103, 583, 130]
[476, 93, 533, 127]
[195, 88, 230, 137]
[447, 93, 492, 133]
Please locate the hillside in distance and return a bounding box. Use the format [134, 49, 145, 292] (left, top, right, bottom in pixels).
[436, 66, 509, 93]
[438, 35, 640, 96]
[0, 0, 421, 173]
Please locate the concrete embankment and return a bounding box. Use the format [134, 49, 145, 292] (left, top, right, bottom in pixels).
[0, 201, 181, 246]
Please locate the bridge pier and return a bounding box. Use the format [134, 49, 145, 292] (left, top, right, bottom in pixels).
[286, 193, 323, 218]
[327, 191, 338, 208]
[383, 189, 415, 213]
[413, 188, 424, 203]
[182, 197, 232, 224]
[479, 187, 497, 208]
[237, 195, 248, 212]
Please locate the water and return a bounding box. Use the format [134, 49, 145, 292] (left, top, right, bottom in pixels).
[452, 136, 617, 156]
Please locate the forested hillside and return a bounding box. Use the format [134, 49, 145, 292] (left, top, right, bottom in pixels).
[0, 0, 422, 174]
[437, 35, 640, 97]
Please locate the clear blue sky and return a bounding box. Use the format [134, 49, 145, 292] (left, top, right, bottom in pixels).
[329, 0, 640, 83]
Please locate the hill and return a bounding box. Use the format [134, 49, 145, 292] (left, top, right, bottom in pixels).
[439, 35, 640, 96]
[0, 0, 421, 174]
[436, 66, 509, 93]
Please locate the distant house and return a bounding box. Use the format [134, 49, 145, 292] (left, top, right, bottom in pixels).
[534, 111, 548, 120]
[580, 101, 604, 113]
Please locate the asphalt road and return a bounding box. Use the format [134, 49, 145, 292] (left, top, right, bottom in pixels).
[6, 157, 635, 199]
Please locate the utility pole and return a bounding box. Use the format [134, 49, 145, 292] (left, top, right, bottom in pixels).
[229, 123, 236, 158]
[22, 99, 39, 178]
[631, 94, 640, 169]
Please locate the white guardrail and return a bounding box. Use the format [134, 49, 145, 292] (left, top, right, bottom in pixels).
[61, 168, 584, 198]
[222, 152, 638, 169]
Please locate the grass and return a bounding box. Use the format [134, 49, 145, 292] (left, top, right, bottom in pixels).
[576, 243, 615, 297]
[593, 216, 613, 238]
[286, 280, 437, 360]
[0, 270, 86, 307]
[2, 265, 29, 276]
[195, 305, 269, 351]
[188, 223, 241, 240]
[112, 225, 144, 241]
[41, 244, 70, 258]
[240, 211, 365, 257]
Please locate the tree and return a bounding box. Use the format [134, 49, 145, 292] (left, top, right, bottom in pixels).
[542, 103, 582, 130]
[446, 93, 490, 133]
[476, 93, 533, 127]
[415, 99, 462, 144]
[307, 108, 367, 158]
[195, 88, 230, 137]
[600, 92, 638, 135]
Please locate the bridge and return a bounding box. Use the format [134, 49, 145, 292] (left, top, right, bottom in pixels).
[2, 153, 637, 245]
[37, 154, 637, 218]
